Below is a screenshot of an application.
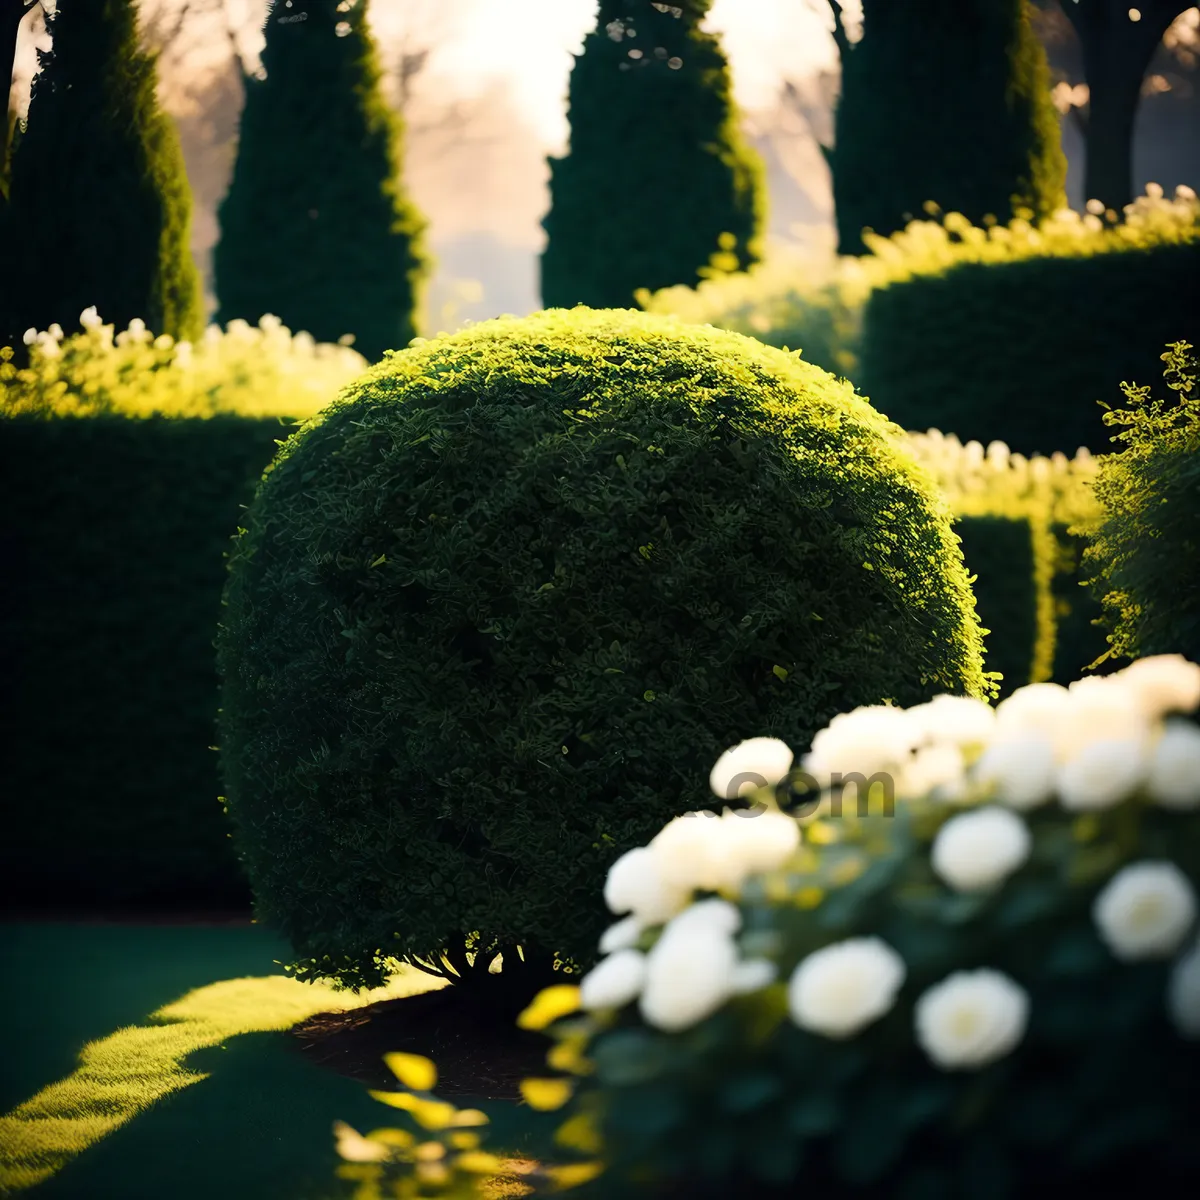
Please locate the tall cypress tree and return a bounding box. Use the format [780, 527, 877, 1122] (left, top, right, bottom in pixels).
[541, 0, 766, 310]
[215, 0, 428, 362]
[828, 0, 1067, 255]
[0, 0, 203, 350]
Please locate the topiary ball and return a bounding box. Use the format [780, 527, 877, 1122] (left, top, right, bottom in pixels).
[216, 308, 986, 990]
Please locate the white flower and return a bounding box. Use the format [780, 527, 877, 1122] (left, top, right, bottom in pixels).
[604, 846, 690, 925]
[731, 959, 777, 994]
[126, 317, 146, 338]
[333, 1121, 391, 1163]
[787, 937, 906, 1038]
[22, 327, 36, 345]
[79, 306, 102, 331]
[663, 897, 742, 938]
[580, 948, 646, 1011]
[914, 970, 1029, 1069]
[1093, 862, 1197, 960]
[1167, 938, 1200, 1038]
[639, 921, 738, 1032]
[906, 694, 996, 749]
[1056, 738, 1148, 810]
[47, 322, 63, 340]
[994, 683, 1072, 738]
[710, 737, 794, 799]
[1146, 721, 1200, 810]
[972, 733, 1057, 810]
[650, 813, 740, 892]
[931, 806, 1031, 892]
[898, 742, 966, 801]
[718, 807, 801, 874]
[598, 914, 643, 954]
[804, 705, 920, 779]
[1117, 655, 1200, 719]
[1056, 677, 1151, 760]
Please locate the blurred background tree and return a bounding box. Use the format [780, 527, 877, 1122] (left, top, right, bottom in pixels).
[823, 0, 1067, 255]
[1035, 0, 1198, 213]
[541, 0, 767, 309]
[0, 0, 203, 352]
[213, 0, 429, 361]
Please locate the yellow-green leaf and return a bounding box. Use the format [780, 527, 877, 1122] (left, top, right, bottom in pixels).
[383, 1051, 437, 1092]
[519, 1077, 574, 1111]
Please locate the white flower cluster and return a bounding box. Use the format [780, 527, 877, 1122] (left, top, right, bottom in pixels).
[578, 656, 1200, 1065]
[8, 309, 366, 421]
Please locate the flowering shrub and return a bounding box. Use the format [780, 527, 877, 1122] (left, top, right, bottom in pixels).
[509, 655, 1200, 1195]
[0, 308, 366, 421]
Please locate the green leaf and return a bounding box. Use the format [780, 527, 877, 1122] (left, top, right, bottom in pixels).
[592, 1030, 670, 1086]
[786, 1092, 840, 1137]
[772, 664, 789, 681]
[720, 1072, 783, 1114]
[833, 1085, 909, 1183]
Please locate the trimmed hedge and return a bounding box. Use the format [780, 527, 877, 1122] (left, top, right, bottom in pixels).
[641, 190, 1200, 457]
[907, 431, 1108, 693]
[861, 239, 1200, 455]
[0, 316, 361, 910]
[0, 414, 289, 908]
[217, 308, 987, 991]
[954, 514, 1041, 698]
[541, 0, 765, 309]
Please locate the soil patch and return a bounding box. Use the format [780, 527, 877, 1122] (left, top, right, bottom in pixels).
[291, 980, 559, 1101]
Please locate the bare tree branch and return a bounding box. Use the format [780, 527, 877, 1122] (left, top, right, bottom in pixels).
[826, 0, 852, 59]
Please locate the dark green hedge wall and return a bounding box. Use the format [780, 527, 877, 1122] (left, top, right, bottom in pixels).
[956, 514, 1038, 697]
[0, 415, 294, 910]
[859, 241, 1200, 455]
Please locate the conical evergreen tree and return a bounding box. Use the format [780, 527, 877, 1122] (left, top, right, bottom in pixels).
[829, 0, 1067, 255]
[0, 0, 203, 350]
[215, 0, 428, 362]
[541, 0, 766, 310]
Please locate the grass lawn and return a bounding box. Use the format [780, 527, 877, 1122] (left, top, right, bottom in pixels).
[0, 922, 462, 1200]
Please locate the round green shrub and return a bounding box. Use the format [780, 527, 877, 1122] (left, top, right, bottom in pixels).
[216, 308, 986, 990]
[1085, 341, 1200, 665]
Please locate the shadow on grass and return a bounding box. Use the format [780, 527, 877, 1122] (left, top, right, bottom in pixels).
[31, 1031, 382, 1200]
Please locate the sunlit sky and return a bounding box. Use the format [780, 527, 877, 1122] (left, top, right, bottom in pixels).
[12, 1, 851, 150]
[399, 0, 843, 149]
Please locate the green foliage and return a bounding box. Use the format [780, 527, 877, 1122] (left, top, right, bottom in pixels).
[2, 310, 366, 419]
[0, 316, 363, 910]
[830, 0, 1067, 255]
[214, 0, 429, 363]
[641, 192, 1200, 448]
[538, 702, 1200, 1196]
[216, 308, 986, 991]
[860, 208, 1200, 455]
[0, 0, 203, 353]
[1084, 342, 1200, 665]
[955, 515, 1041, 699]
[907, 430, 1107, 691]
[541, 0, 766, 309]
[638, 247, 865, 382]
